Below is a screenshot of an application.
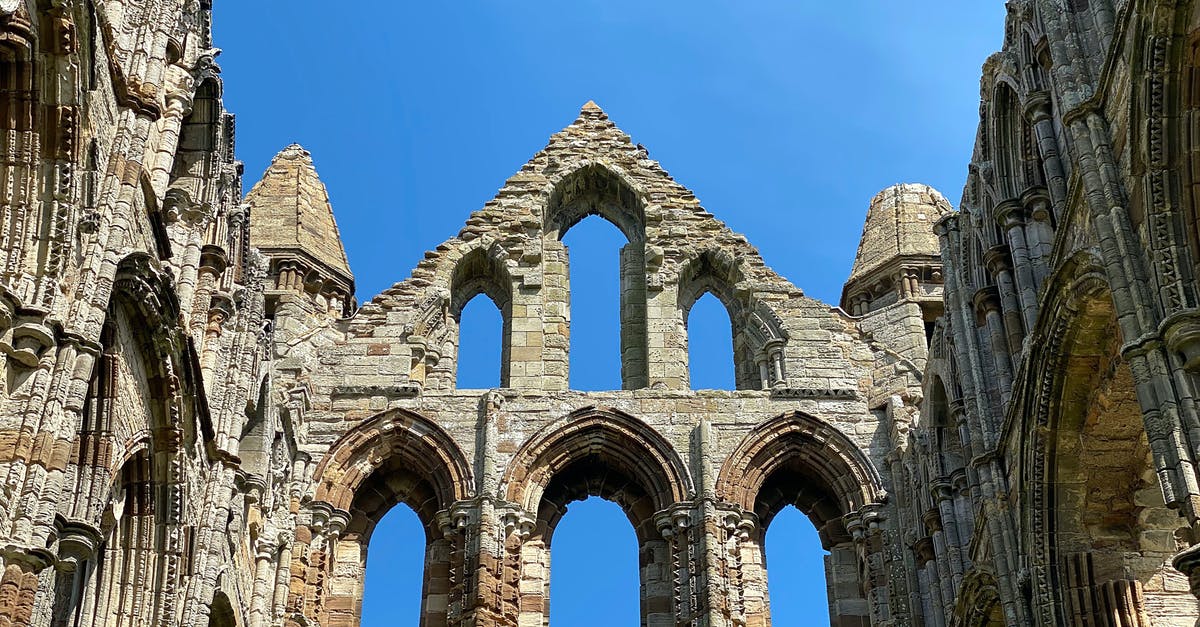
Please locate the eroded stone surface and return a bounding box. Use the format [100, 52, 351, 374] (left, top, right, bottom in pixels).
[2, 2, 1200, 627]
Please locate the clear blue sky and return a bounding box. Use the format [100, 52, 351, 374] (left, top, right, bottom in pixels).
[214, 2, 1005, 624]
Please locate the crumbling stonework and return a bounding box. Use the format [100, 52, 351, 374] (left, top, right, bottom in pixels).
[2, 1, 1200, 626]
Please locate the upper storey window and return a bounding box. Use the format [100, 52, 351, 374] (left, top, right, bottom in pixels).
[450, 247, 513, 388]
[455, 293, 504, 388]
[547, 165, 649, 390]
[686, 291, 735, 389]
[562, 215, 626, 390]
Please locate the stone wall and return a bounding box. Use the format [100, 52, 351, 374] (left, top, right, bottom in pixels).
[5, 1, 1200, 626]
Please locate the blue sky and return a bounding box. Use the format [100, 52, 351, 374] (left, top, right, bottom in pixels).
[214, 2, 1005, 623]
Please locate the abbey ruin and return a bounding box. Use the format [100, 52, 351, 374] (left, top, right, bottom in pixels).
[1, 0, 1199, 625]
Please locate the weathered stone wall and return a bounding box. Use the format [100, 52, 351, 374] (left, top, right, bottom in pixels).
[265, 103, 925, 627]
[6, 1, 1200, 626]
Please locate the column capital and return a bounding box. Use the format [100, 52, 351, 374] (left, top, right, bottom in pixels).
[1023, 90, 1054, 124]
[994, 198, 1026, 228]
[972, 286, 1003, 317]
[1020, 185, 1052, 220]
[983, 245, 1013, 276]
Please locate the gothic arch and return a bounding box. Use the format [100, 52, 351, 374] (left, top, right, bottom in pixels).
[677, 250, 788, 390]
[449, 244, 515, 388]
[717, 411, 885, 530]
[57, 253, 196, 627]
[951, 570, 1004, 627]
[544, 162, 647, 243]
[544, 162, 651, 389]
[716, 411, 887, 626]
[311, 408, 473, 533]
[500, 407, 692, 625]
[1018, 252, 1197, 625]
[301, 408, 473, 627]
[502, 406, 691, 536]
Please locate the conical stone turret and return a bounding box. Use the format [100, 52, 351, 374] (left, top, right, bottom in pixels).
[248, 144, 355, 317]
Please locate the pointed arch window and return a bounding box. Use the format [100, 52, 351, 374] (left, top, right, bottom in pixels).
[546, 165, 648, 390]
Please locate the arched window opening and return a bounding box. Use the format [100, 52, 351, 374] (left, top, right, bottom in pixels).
[208, 591, 236, 627]
[562, 215, 627, 391]
[718, 414, 885, 627]
[505, 410, 690, 626]
[65, 295, 180, 627]
[764, 506, 830, 626]
[361, 504, 426, 626]
[547, 165, 649, 390]
[449, 247, 513, 389]
[993, 83, 1026, 201]
[309, 411, 471, 627]
[686, 291, 735, 389]
[549, 497, 640, 625]
[456, 293, 504, 388]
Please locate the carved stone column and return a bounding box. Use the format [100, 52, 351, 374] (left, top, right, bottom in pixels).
[984, 245, 1026, 357]
[1020, 186, 1054, 287]
[973, 287, 1014, 403]
[49, 521, 103, 627]
[249, 536, 279, 626]
[0, 549, 52, 627]
[1025, 91, 1069, 221]
[914, 537, 944, 627]
[655, 505, 699, 627]
[995, 199, 1040, 333]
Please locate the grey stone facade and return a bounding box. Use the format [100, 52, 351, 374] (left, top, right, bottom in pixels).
[2, 1, 1200, 626]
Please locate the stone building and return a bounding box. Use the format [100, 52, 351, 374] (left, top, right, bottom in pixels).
[1, 0, 1200, 626]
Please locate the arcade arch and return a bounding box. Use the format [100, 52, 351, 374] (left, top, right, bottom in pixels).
[501, 407, 691, 625]
[717, 412, 887, 627]
[300, 409, 473, 627]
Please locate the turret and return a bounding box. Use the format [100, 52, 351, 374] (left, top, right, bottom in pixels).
[247, 144, 355, 318]
[842, 183, 949, 322]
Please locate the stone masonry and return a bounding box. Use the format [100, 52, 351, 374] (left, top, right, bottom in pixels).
[3, 1, 1200, 626]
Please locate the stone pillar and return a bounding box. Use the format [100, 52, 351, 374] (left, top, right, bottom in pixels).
[973, 287, 1014, 404]
[273, 539, 294, 626]
[249, 537, 279, 626]
[0, 550, 51, 627]
[1025, 92, 1069, 221]
[914, 538, 944, 627]
[738, 533, 769, 627]
[191, 244, 229, 341]
[655, 507, 697, 627]
[924, 509, 955, 623]
[931, 479, 965, 589]
[49, 522, 102, 627]
[995, 199, 1040, 334]
[705, 508, 756, 627]
[1021, 186, 1055, 287]
[825, 542, 869, 627]
[984, 245, 1026, 357]
[539, 240, 570, 391]
[950, 470, 974, 570]
[848, 507, 890, 625]
[619, 242, 649, 389]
